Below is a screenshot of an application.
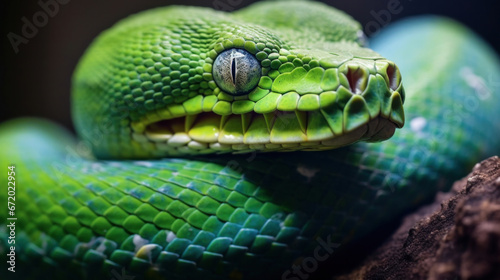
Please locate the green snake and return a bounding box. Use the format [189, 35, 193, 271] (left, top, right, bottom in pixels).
[1, 1, 500, 279]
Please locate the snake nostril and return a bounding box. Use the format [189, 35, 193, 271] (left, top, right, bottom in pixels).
[386, 64, 399, 91]
[346, 66, 367, 94]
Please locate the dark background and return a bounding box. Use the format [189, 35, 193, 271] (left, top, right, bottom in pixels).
[1, 0, 499, 130]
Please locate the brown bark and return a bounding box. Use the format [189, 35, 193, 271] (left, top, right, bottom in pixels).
[336, 156, 500, 280]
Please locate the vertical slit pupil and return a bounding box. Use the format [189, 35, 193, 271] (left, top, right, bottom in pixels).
[231, 57, 237, 85]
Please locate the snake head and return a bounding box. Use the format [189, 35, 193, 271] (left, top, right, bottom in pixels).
[72, 1, 404, 159]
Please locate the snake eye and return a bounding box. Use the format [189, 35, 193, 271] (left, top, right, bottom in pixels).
[213, 49, 261, 95]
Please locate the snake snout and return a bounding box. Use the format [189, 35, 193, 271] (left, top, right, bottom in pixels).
[331, 59, 405, 133]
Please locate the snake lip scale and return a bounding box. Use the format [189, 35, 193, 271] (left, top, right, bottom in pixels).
[139, 109, 401, 154]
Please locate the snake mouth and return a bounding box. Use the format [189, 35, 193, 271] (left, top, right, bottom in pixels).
[135, 104, 400, 154]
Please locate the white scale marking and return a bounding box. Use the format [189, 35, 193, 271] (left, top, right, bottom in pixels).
[167, 231, 177, 243]
[133, 234, 149, 252]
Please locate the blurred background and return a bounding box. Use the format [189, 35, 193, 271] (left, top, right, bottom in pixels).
[1, 0, 499, 131]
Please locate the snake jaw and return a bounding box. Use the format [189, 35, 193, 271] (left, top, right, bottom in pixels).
[128, 57, 405, 156]
[134, 65, 404, 155]
[127, 55, 405, 156]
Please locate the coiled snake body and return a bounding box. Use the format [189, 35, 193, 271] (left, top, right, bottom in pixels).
[1, 1, 500, 279]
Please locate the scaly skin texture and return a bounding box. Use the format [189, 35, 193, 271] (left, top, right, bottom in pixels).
[1, 2, 500, 280]
[72, 1, 404, 159]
